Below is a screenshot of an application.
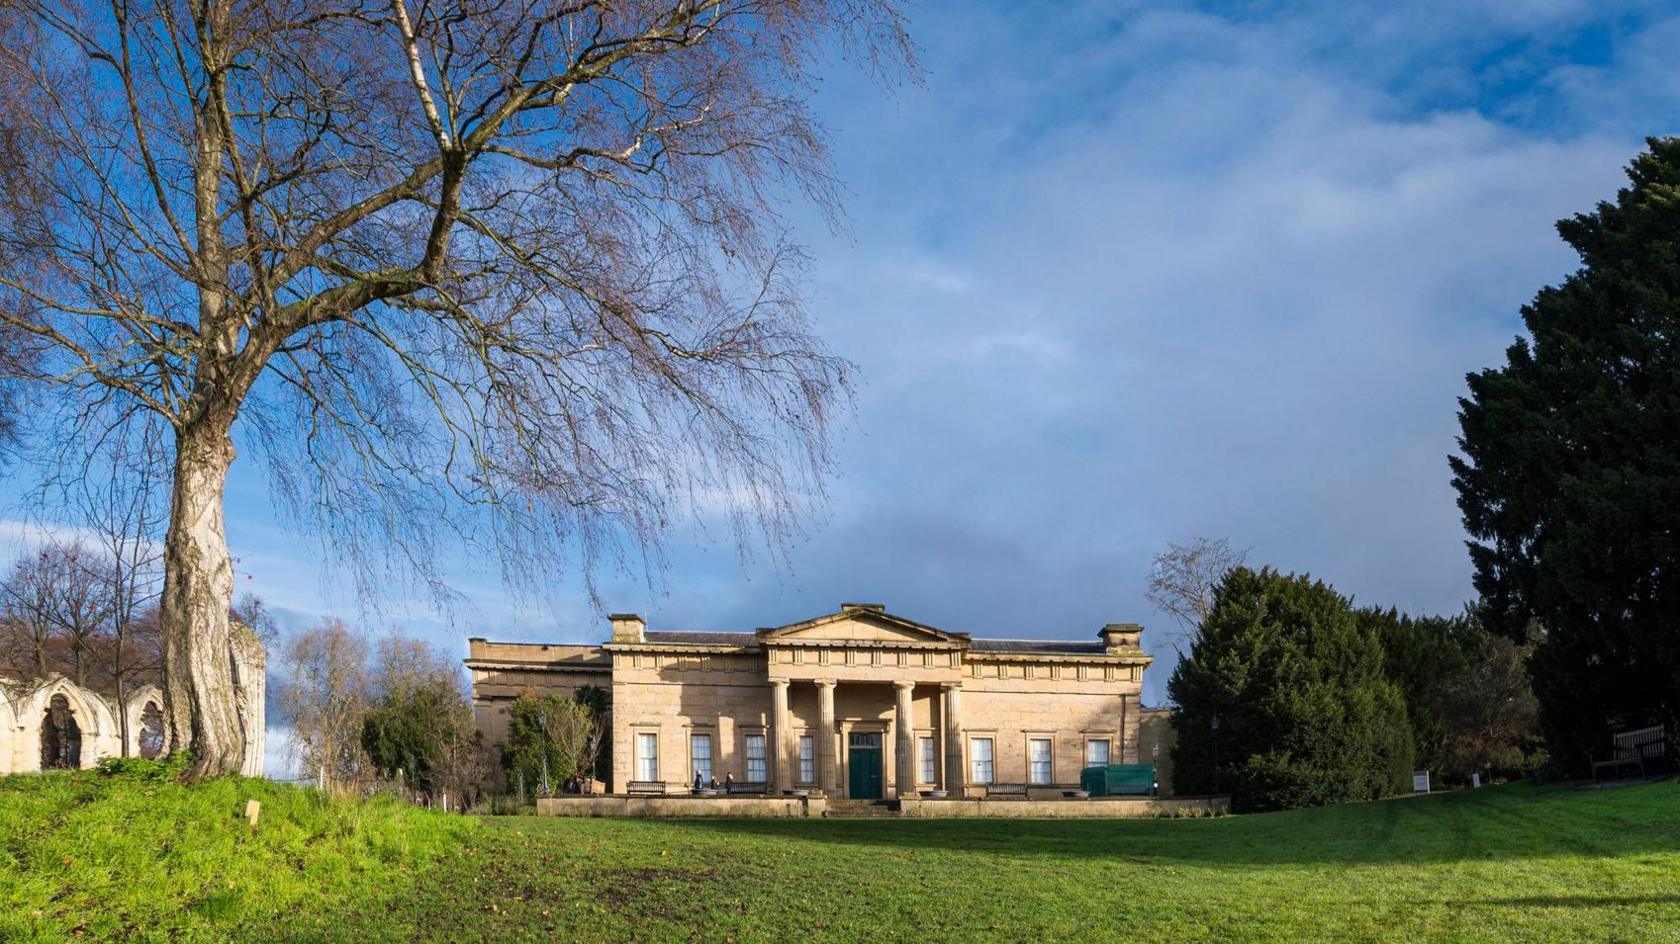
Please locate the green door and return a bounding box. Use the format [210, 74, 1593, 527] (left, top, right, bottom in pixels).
[848, 732, 883, 799]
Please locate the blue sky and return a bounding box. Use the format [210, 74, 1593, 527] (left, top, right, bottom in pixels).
[4, 0, 1677, 719]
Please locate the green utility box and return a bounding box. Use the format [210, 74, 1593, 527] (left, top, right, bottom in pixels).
[1079, 763, 1156, 797]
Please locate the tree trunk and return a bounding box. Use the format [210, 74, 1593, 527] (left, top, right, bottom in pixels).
[160, 420, 244, 778]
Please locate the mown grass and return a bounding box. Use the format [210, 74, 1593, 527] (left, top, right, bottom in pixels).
[0, 758, 472, 943]
[4, 768, 1678, 943]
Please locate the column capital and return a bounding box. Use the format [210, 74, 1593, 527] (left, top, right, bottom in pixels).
[892, 679, 916, 692]
[940, 680, 963, 691]
[770, 678, 790, 690]
[814, 678, 837, 690]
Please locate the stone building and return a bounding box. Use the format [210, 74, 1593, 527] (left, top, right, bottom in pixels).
[468, 603, 1154, 799]
[0, 622, 267, 777]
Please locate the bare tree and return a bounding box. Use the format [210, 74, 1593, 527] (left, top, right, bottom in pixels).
[0, 548, 63, 678]
[51, 545, 116, 688]
[370, 631, 458, 700]
[0, 1, 911, 776]
[0, 542, 117, 686]
[230, 593, 280, 646]
[276, 617, 371, 790]
[1145, 537, 1248, 656]
[71, 423, 167, 753]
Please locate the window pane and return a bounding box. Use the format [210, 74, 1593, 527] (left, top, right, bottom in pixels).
[918, 736, 936, 784]
[636, 732, 658, 781]
[1029, 738, 1052, 784]
[799, 735, 815, 783]
[1086, 739, 1110, 767]
[970, 737, 993, 785]
[690, 734, 712, 782]
[745, 734, 767, 782]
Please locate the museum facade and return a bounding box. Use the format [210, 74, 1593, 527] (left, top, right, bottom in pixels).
[467, 603, 1154, 799]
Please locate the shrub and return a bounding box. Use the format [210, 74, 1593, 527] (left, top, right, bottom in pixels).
[1169, 567, 1414, 812]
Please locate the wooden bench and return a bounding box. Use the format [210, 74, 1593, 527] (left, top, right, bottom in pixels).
[1592, 725, 1669, 782]
[626, 781, 669, 796]
[725, 780, 769, 795]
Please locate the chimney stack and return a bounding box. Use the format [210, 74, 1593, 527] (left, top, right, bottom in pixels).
[609, 613, 646, 644]
[1099, 622, 1143, 653]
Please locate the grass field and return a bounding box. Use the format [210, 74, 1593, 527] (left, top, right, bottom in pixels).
[3, 763, 1678, 943]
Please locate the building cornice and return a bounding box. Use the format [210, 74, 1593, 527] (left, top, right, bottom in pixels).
[464, 658, 611, 672]
[602, 642, 762, 655]
[967, 651, 1151, 666]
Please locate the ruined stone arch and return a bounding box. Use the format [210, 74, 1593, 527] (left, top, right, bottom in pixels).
[123, 685, 171, 760]
[6, 671, 121, 769]
[24, 678, 118, 771]
[1, 645, 264, 774]
[0, 693, 19, 773]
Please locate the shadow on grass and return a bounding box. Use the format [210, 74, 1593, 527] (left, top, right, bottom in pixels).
[527, 780, 1680, 868]
[1449, 895, 1680, 908]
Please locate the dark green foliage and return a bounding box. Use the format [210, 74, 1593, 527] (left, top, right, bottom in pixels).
[500, 690, 606, 796]
[1363, 608, 1467, 772]
[1363, 606, 1541, 783]
[575, 684, 612, 782]
[360, 677, 482, 797]
[1169, 567, 1414, 812]
[93, 752, 191, 782]
[1453, 138, 1680, 769]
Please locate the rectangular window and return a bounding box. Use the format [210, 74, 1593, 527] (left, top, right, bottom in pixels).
[918, 736, 936, 784]
[690, 733, 713, 782]
[1029, 738, 1053, 785]
[798, 735, 815, 783]
[1086, 739, 1111, 768]
[745, 733, 767, 782]
[635, 732, 659, 782]
[970, 737, 994, 785]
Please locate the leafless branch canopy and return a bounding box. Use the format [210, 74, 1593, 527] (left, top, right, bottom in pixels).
[0, 0, 912, 605]
[1145, 536, 1248, 655]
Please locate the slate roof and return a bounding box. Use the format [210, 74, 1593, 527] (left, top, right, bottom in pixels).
[968, 639, 1107, 655]
[641, 631, 759, 646]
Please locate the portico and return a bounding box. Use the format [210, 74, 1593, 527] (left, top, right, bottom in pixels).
[758, 676, 966, 799]
[467, 602, 1152, 800]
[758, 606, 973, 798]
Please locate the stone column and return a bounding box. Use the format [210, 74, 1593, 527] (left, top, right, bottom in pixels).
[893, 680, 916, 799]
[816, 679, 837, 795]
[942, 681, 966, 794]
[770, 679, 791, 790]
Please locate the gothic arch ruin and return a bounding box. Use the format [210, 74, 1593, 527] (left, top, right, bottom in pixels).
[0, 627, 265, 774]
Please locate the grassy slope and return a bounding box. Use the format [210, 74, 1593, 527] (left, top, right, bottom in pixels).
[4, 769, 1678, 943]
[0, 764, 472, 943]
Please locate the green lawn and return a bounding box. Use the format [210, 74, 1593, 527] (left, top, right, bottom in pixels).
[4, 763, 1679, 943]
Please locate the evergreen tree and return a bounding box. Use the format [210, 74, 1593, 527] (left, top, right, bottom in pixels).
[360, 676, 483, 800]
[1169, 567, 1413, 812]
[1453, 138, 1680, 768]
[1362, 605, 1540, 783]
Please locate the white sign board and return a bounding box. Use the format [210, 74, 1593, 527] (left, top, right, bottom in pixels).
[1412, 770, 1431, 794]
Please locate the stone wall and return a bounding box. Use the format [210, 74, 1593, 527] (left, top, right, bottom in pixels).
[531, 794, 1228, 818]
[608, 648, 771, 792]
[537, 794, 824, 817]
[897, 795, 1227, 818]
[1137, 707, 1177, 796]
[467, 639, 612, 748]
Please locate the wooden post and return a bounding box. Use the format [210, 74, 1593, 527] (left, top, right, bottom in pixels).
[245, 799, 261, 827]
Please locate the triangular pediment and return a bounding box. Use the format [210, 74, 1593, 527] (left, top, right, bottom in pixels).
[758, 604, 969, 645]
